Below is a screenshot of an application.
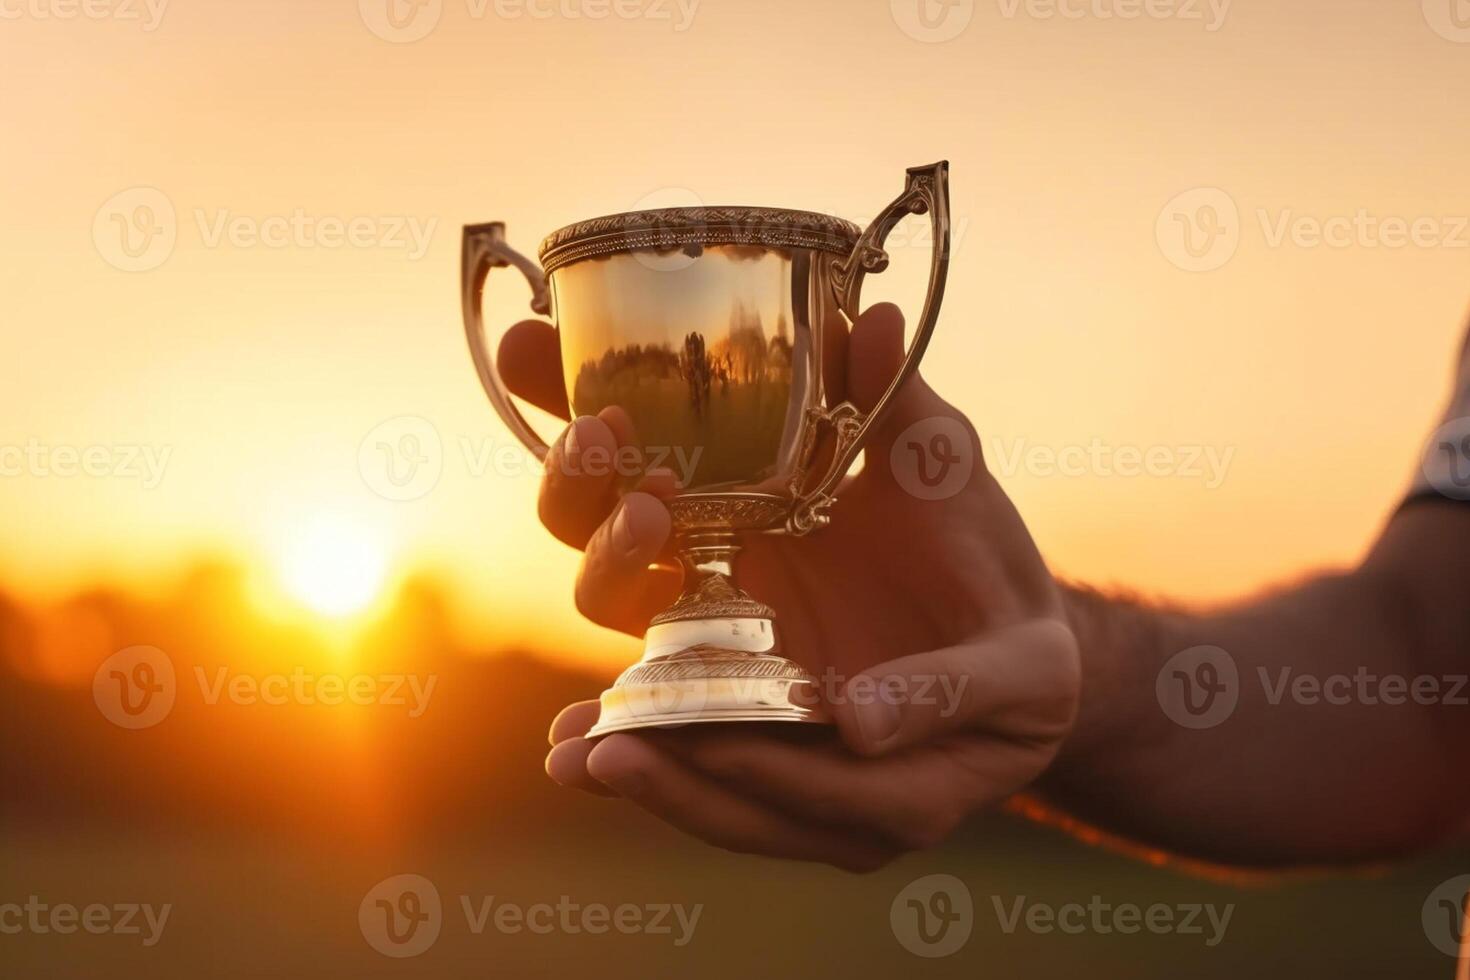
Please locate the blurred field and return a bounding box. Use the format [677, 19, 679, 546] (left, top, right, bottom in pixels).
[0, 564, 1464, 978]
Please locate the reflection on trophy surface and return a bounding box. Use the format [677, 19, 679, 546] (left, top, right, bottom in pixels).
[557, 247, 800, 492]
[462, 162, 951, 736]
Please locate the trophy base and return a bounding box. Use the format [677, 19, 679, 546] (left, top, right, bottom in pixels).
[586, 516, 829, 738]
[586, 618, 828, 738]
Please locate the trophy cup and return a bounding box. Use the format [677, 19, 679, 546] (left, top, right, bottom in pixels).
[462, 162, 950, 737]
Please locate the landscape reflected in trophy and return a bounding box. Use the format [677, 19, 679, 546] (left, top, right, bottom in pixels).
[462, 162, 951, 737]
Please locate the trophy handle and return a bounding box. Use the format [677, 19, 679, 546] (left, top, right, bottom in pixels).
[788, 161, 951, 535]
[461, 222, 555, 461]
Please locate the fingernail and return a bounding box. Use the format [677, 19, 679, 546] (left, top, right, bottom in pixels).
[850, 678, 901, 749]
[563, 418, 583, 457]
[611, 502, 639, 556]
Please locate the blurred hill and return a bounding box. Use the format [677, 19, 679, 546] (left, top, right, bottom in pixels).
[0, 560, 611, 841]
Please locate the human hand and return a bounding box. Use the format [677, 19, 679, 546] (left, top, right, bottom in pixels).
[500, 303, 1080, 871]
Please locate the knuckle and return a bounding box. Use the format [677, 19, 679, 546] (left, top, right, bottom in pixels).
[894, 806, 962, 852]
[691, 745, 750, 784]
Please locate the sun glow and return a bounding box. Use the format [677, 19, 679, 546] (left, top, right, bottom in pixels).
[275, 515, 389, 617]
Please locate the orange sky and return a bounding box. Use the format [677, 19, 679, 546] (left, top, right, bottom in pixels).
[1, 0, 1467, 665]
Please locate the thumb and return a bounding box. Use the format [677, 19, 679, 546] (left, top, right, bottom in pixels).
[828, 621, 1079, 757]
[846, 303, 981, 487]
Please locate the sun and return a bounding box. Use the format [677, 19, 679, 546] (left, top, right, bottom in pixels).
[275, 514, 389, 617]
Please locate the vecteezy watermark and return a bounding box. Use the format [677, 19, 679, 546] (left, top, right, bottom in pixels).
[1156, 187, 1240, 273]
[194, 667, 437, 718]
[93, 646, 177, 730]
[890, 416, 977, 502]
[0, 897, 171, 947]
[1258, 666, 1468, 709]
[1422, 0, 1470, 43]
[990, 894, 1234, 947]
[627, 666, 975, 730]
[890, 0, 976, 43]
[0, 0, 168, 31]
[1423, 875, 1470, 958]
[1155, 645, 1239, 729]
[1157, 645, 1469, 730]
[360, 875, 442, 958]
[92, 647, 438, 729]
[358, 415, 704, 503]
[891, 876, 1233, 956]
[802, 668, 971, 715]
[360, 416, 445, 503]
[987, 437, 1235, 489]
[93, 186, 438, 272]
[995, 0, 1230, 31]
[891, 874, 974, 958]
[1422, 417, 1470, 502]
[0, 440, 172, 489]
[358, 0, 700, 43]
[359, 875, 702, 958]
[1157, 188, 1470, 272]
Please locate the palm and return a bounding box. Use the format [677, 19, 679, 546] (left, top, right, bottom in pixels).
[740, 463, 998, 681]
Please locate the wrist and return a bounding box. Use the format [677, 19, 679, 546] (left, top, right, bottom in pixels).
[1041, 582, 1175, 787]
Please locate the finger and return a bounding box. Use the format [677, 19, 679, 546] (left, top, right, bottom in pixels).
[545, 737, 618, 798]
[829, 620, 1080, 757]
[575, 492, 682, 634]
[549, 700, 601, 745]
[673, 730, 974, 851]
[538, 409, 626, 549]
[844, 304, 983, 492]
[846, 302, 906, 412]
[499, 319, 569, 419]
[585, 734, 895, 873]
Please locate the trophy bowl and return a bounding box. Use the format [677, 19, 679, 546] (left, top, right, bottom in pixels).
[462, 162, 951, 737]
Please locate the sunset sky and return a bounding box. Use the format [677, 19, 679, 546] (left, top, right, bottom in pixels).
[2, 0, 1467, 668]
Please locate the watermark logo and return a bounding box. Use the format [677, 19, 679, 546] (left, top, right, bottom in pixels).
[1259, 666, 1467, 709]
[359, 0, 444, 42]
[0, 897, 171, 947]
[459, 894, 701, 944]
[1423, 875, 1470, 958]
[1156, 645, 1238, 729]
[357, 416, 704, 501]
[93, 646, 176, 730]
[890, 416, 975, 501]
[1156, 187, 1240, 273]
[628, 186, 706, 273]
[891, 0, 975, 43]
[891, 874, 973, 958]
[1423, 416, 1470, 502]
[360, 874, 443, 958]
[0, 440, 172, 488]
[1160, 189, 1470, 272]
[986, 437, 1234, 488]
[0, 0, 169, 31]
[195, 667, 437, 717]
[93, 188, 438, 271]
[992, 895, 1233, 946]
[359, 0, 699, 42]
[996, 0, 1230, 31]
[359, 416, 444, 502]
[1423, 0, 1470, 43]
[93, 187, 177, 272]
[360, 875, 701, 956]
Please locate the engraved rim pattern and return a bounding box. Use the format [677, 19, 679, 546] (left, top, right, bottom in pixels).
[538, 206, 862, 274]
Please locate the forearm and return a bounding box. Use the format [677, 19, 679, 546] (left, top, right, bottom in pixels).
[1037, 504, 1470, 867]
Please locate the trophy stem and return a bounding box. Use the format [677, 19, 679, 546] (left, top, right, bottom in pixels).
[679, 529, 738, 574]
[584, 526, 828, 737]
[647, 527, 774, 631]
